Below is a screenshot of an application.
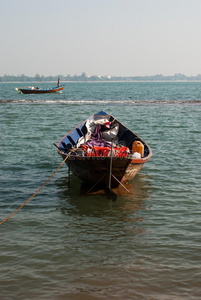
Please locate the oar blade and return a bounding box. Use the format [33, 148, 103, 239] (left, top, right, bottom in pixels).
[105, 188, 117, 201]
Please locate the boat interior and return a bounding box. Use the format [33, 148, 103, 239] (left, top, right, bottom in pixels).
[58, 111, 150, 158]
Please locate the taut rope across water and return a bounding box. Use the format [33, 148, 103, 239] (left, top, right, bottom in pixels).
[0, 155, 69, 226]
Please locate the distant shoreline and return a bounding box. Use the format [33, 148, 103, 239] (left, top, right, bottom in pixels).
[2, 80, 201, 83]
[2, 73, 201, 83]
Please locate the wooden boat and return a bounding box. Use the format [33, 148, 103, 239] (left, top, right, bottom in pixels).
[15, 78, 65, 94]
[15, 85, 65, 94]
[57, 111, 152, 192]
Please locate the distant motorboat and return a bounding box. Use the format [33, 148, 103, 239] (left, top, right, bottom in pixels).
[15, 78, 65, 94]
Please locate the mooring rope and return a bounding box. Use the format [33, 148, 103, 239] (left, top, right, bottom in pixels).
[0, 154, 69, 226]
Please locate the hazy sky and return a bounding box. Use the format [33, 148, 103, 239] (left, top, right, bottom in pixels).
[1, 0, 201, 77]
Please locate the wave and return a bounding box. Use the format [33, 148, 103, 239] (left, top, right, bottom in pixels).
[0, 99, 201, 105]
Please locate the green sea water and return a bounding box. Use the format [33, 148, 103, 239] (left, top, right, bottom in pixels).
[0, 82, 201, 299]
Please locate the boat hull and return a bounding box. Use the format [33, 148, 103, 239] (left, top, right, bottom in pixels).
[59, 153, 145, 188]
[18, 85, 65, 94]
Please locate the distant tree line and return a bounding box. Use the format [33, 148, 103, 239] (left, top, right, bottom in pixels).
[1, 72, 201, 82]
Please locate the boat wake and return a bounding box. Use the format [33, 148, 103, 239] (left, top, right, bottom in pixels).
[0, 99, 201, 105]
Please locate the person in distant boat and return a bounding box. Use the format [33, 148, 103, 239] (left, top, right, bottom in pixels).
[57, 77, 60, 87]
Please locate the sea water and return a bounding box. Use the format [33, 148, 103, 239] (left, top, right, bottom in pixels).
[0, 82, 201, 299]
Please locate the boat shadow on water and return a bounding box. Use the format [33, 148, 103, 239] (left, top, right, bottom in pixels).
[54, 172, 152, 218]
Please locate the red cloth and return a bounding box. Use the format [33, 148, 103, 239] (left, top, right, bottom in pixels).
[81, 145, 129, 157]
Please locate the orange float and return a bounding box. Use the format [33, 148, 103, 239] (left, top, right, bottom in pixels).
[132, 141, 144, 157]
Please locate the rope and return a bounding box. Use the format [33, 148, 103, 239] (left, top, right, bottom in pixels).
[112, 174, 131, 193]
[0, 154, 69, 226]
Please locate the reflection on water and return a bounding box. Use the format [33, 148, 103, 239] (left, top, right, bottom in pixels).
[55, 173, 152, 239]
[56, 173, 151, 210]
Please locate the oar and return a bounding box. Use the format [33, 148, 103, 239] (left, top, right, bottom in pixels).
[106, 187, 117, 201]
[53, 143, 62, 151]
